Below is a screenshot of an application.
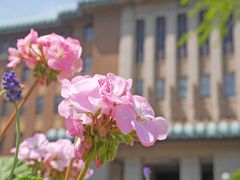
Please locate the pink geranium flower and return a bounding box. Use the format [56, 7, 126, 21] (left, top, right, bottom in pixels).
[38, 33, 83, 79]
[113, 95, 169, 146]
[44, 139, 75, 171]
[7, 48, 22, 68]
[7, 29, 83, 85]
[58, 73, 170, 166]
[99, 73, 132, 104]
[16, 133, 48, 165]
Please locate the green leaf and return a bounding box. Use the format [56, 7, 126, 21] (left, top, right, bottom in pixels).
[180, 0, 189, 5]
[231, 169, 240, 180]
[0, 157, 32, 180]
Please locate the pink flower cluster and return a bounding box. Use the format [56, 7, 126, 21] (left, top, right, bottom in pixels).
[7, 29, 82, 84]
[58, 73, 169, 163]
[13, 133, 93, 179]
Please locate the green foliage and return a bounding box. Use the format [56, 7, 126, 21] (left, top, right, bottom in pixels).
[33, 61, 59, 86]
[231, 169, 240, 180]
[0, 157, 31, 180]
[18, 176, 43, 180]
[179, 0, 240, 45]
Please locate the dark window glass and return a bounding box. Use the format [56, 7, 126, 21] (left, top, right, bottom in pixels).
[223, 14, 233, 52]
[21, 66, 30, 82]
[178, 77, 187, 99]
[224, 73, 235, 97]
[154, 163, 179, 180]
[201, 162, 213, 180]
[156, 17, 165, 60]
[1, 100, 8, 116]
[135, 80, 143, 96]
[177, 14, 187, 58]
[136, 19, 144, 63]
[201, 75, 210, 97]
[36, 96, 44, 114]
[84, 25, 94, 42]
[83, 56, 92, 73]
[54, 95, 63, 113]
[110, 160, 124, 180]
[156, 79, 165, 100]
[199, 10, 209, 56]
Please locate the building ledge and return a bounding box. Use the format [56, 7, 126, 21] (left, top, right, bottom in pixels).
[46, 121, 240, 142]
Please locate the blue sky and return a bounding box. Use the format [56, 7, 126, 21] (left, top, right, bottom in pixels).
[0, 0, 83, 27]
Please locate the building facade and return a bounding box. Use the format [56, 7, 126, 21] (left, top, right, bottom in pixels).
[1, 0, 240, 180]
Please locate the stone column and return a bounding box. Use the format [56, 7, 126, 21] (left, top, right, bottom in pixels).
[187, 16, 199, 121]
[214, 152, 240, 180]
[165, 12, 177, 120]
[210, 29, 223, 121]
[90, 164, 110, 180]
[123, 158, 142, 180]
[234, 21, 240, 120]
[143, 15, 156, 102]
[118, 5, 135, 80]
[180, 157, 201, 180]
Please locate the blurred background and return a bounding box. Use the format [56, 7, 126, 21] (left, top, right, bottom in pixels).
[0, 0, 240, 180]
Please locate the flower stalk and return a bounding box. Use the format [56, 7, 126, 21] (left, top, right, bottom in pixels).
[9, 103, 21, 179]
[77, 158, 92, 180]
[64, 137, 78, 180]
[0, 78, 38, 140]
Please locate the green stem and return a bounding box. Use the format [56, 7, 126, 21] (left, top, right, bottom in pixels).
[9, 103, 21, 180]
[77, 159, 92, 180]
[64, 138, 77, 180]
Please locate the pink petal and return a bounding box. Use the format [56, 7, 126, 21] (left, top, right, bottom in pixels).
[60, 79, 72, 98]
[58, 99, 71, 119]
[65, 118, 84, 139]
[154, 117, 170, 140]
[132, 121, 157, 147]
[112, 104, 135, 134]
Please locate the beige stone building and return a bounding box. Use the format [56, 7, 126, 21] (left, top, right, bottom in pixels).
[0, 0, 240, 180]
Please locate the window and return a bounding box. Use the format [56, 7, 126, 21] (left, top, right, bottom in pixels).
[136, 19, 144, 63]
[36, 96, 44, 114]
[201, 162, 213, 180]
[1, 40, 10, 54]
[223, 14, 233, 52]
[83, 56, 92, 73]
[199, 10, 209, 56]
[201, 75, 210, 97]
[20, 105, 26, 116]
[21, 66, 30, 82]
[84, 25, 94, 42]
[1, 100, 8, 116]
[178, 77, 187, 99]
[156, 79, 165, 100]
[10, 39, 17, 48]
[224, 73, 235, 97]
[0, 139, 4, 152]
[177, 14, 187, 58]
[156, 17, 165, 60]
[54, 95, 63, 113]
[153, 163, 179, 180]
[135, 80, 143, 96]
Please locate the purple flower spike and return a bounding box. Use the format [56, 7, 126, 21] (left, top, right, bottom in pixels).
[1, 71, 22, 103]
[143, 167, 151, 178]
